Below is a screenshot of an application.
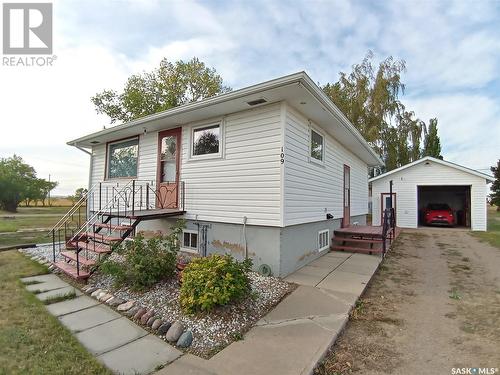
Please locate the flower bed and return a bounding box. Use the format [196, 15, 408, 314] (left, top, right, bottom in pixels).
[20, 245, 296, 358]
[89, 264, 294, 357]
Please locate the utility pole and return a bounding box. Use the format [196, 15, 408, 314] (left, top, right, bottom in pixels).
[48, 174, 51, 207]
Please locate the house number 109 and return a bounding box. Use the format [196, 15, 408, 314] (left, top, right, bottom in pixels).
[280, 147, 285, 164]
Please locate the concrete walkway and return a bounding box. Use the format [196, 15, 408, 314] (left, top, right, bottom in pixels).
[21, 274, 181, 375]
[158, 251, 382, 375]
[22, 250, 381, 375]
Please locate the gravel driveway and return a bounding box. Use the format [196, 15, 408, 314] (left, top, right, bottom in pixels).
[316, 228, 500, 375]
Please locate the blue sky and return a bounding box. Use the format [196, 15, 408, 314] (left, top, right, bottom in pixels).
[1, 0, 499, 194]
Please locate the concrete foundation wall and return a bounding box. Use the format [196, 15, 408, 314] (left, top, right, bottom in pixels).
[137, 218, 281, 276]
[137, 214, 366, 277]
[279, 214, 366, 277]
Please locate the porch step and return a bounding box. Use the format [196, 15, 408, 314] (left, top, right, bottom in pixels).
[333, 237, 384, 244]
[330, 245, 383, 255]
[83, 232, 122, 242]
[93, 222, 133, 231]
[52, 261, 90, 280]
[60, 251, 96, 267]
[70, 241, 113, 254]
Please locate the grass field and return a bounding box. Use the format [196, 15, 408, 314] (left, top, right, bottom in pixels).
[0, 206, 73, 247]
[473, 206, 500, 249]
[0, 250, 111, 375]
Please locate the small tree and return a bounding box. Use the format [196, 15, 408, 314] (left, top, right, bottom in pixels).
[490, 160, 500, 211]
[68, 188, 88, 205]
[423, 119, 442, 159]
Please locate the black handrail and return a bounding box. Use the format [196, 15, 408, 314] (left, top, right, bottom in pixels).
[382, 207, 396, 255]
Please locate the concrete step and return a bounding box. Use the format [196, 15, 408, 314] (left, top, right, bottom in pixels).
[70, 240, 113, 254]
[52, 261, 90, 280]
[60, 251, 96, 267]
[330, 245, 383, 255]
[332, 237, 384, 244]
[93, 223, 133, 231]
[84, 232, 122, 242]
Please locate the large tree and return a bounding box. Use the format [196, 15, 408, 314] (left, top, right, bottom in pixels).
[323, 52, 442, 171]
[0, 155, 57, 212]
[92, 57, 231, 124]
[490, 160, 500, 211]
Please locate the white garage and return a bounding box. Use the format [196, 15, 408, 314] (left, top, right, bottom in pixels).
[369, 157, 492, 231]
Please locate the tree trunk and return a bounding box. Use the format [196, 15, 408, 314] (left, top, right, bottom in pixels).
[4, 201, 18, 212]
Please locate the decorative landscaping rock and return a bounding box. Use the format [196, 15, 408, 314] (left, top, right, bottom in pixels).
[146, 316, 156, 327]
[157, 322, 171, 335]
[166, 321, 184, 342]
[126, 306, 140, 317]
[117, 300, 135, 311]
[134, 307, 147, 320]
[107, 297, 125, 307]
[141, 310, 155, 325]
[151, 319, 162, 330]
[176, 330, 193, 348]
[90, 289, 102, 298]
[96, 291, 108, 300]
[99, 293, 113, 302]
[85, 286, 98, 294]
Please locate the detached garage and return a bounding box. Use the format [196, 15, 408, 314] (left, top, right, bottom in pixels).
[370, 157, 493, 231]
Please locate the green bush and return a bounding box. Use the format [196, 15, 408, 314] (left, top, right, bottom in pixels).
[180, 254, 252, 314]
[100, 220, 184, 290]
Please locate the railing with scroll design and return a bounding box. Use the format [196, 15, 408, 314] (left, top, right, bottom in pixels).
[49, 179, 185, 276]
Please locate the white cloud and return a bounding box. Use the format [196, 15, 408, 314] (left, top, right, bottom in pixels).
[405, 94, 500, 170]
[1, 0, 499, 195]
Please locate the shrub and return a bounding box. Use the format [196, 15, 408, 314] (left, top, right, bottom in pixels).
[180, 254, 252, 314]
[100, 220, 184, 290]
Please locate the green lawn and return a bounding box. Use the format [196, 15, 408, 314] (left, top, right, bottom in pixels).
[0, 206, 72, 247]
[473, 206, 500, 249]
[0, 250, 111, 375]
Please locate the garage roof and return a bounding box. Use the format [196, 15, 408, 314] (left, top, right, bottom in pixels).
[369, 156, 493, 183]
[68, 72, 382, 166]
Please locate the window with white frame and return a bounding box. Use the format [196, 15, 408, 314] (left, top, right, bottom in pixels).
[182, 230, 199, 252]
[191, 123, 221, 158]
[318, 229, 329, 252]
[107, 137, 139, 179]
[310, 129, 324, 162]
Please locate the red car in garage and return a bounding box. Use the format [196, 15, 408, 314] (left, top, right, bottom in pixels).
[423, 203, 455, 226]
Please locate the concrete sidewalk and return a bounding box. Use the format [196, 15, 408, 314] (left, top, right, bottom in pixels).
[158, 251, 382, 375]
[22, 250, 381, 375]
[21, 274, 181, 375]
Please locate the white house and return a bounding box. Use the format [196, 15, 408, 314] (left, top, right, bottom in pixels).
[58, 72, 382, 279]
[370, 157, 493, 231]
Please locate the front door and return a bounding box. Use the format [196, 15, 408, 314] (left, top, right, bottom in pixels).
[342, 165, 350, 227]
[381, 193, 396, 224]
[157, 128, 181, 209]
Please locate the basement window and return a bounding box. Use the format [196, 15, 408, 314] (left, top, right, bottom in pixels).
[318, 229, 329, 252]
[106, 137, 138, 179]
[182, 230, 199, 253]
[310, 129, 324, 162]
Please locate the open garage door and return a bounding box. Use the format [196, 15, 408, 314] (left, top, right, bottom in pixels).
[417, 185, 471, 228]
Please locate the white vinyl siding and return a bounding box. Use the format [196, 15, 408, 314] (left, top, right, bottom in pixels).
[88, 102, 371, 228]
[180, 103, 282, 226]
[283, 104, 369, 226]
[371, 161, 488, 231]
